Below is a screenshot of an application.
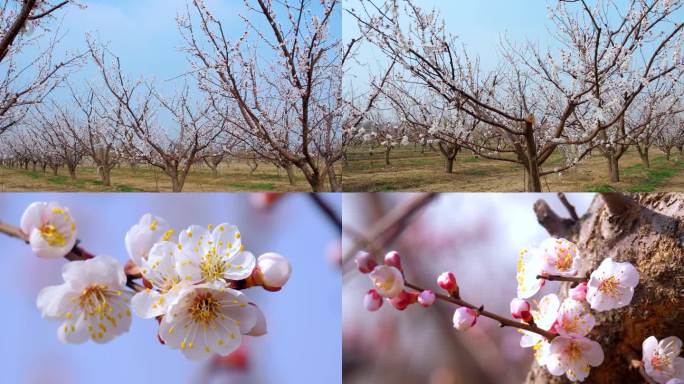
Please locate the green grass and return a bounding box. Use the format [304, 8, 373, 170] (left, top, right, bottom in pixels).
[117, 185, 144, 192]
[462, 156, 480, 163]
[25, 171, 41, 179]
[587, 156, 683, 192]
[586, 184, 617, 192]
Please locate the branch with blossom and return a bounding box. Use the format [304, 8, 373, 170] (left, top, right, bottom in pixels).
[354, 230, 650, 382]
[0, 201, 292, 361]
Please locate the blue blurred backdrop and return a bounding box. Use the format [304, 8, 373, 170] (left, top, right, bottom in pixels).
[0, 193, 341, 384]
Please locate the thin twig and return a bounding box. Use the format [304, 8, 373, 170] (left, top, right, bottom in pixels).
[1, 220, 143, 292]
[342, 193, 437, 266]
[307, 193, 342, 232]
[404, 281, 557, 340]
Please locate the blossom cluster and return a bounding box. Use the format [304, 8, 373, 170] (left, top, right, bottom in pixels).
[514, 237, 640, 381]
[24, 202, 291, 361]
[353, 236, 683, 382]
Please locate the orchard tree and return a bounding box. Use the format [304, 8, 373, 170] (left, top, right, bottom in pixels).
[178, 0, 342, 191]
[0, 0, 83, 135]
[89, 41, 225, 192]
[349, 0, 684, 191]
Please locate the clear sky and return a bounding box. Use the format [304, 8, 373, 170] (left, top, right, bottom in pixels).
[343, 0, 552, 89]
[343, 0, 683, 92]
[0, 193, 341, 384]
[17, 0, 341, 101]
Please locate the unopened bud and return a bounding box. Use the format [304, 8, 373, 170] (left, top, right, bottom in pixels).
[383, 250, 402, 270]
[418, 290, 436, 307]
[437, 271, 458, 295]
[364, 289, 383, 312]
[355, 251, 378, 274]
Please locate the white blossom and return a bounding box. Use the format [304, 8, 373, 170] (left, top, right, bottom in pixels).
[643, 336, 684, 384]
[586, 258, 639, 311]
[21, 202, 77, 258]
[36, 255, 132, 344]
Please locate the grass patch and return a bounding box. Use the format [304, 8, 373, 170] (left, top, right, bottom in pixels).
[117, 185, 145, 192]
[462, 156, 480, 163]
[25, 171, 42, 179]
[586, 184, 617, 192]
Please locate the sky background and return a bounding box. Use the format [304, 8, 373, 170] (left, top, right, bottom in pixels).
[0, 193, 341, 384]
[343, 0, 684, 94]
[15, 0, 341, 107]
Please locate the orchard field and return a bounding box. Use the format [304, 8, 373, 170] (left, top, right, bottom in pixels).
[0, 161, 310, 192]
[342, 146, 684, 192]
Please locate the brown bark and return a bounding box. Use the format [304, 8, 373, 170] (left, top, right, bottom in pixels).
[526, 193, 684, 384]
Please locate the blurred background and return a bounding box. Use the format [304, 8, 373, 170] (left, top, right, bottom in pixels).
[0, 193, 341, 384]
[342, 193, 596, 384]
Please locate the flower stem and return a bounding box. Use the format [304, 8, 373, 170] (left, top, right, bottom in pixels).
[404, 281, 557, 340]
[536, 274, 588, 284]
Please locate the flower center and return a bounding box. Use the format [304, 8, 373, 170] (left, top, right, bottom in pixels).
[651, 351, 674, 372]
[598, 276, 620, 297]
[556, 252, 573, 271]
[79, 284, 110, 318]
[188, 293, 220, 325]
[199, 247, 227, 282]
[565, 341, 582, 362]
[40, 223, 67, 246]
[373, 275, 395, 291]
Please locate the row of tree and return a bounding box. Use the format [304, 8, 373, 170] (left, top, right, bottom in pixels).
[343, 0, 684, 191]
[0, 0, 344, 191]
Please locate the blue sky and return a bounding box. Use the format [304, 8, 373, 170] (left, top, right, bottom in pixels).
[17, 0, 341, 101]
[343, 0, 683, 91]
[343, 0, 551, 87]
[0, 193, 341, 384]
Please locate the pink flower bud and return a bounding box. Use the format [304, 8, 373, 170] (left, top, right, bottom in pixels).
[418, 290, 436, 307]
[510, 298, 533, 322]
[383, 250, 402, 270]
[355, 251, 378, 274]
[389, 290, 417, 311]
[437, 271, 458, 294]
[453, 307, 478, 331]
[570, 282, 588, 301]
[364, 289, 383, 312]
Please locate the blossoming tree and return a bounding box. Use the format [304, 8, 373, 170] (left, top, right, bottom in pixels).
[348, 0, 684, 191]
[178, 0, 342, 192]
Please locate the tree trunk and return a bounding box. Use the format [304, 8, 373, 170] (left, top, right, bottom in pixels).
[384, 148, 391, 166]
[51, 165, 58, 176]
[638, 146, 650, 168]
[665, 148, 671, 161]
[285, 164, 296, 186]
[67, 164, 77, 180]
[523, 124, 542, 192]
[526, 193, 684, 384]
[327, 165, 340, 192]
[607, 154, 620, 183]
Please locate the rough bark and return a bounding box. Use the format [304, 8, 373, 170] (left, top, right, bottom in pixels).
[526, 193, 684, 384]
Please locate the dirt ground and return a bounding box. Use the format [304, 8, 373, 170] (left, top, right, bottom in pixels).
[342, 146, 684, 192]
[0, 161, 318, 192]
